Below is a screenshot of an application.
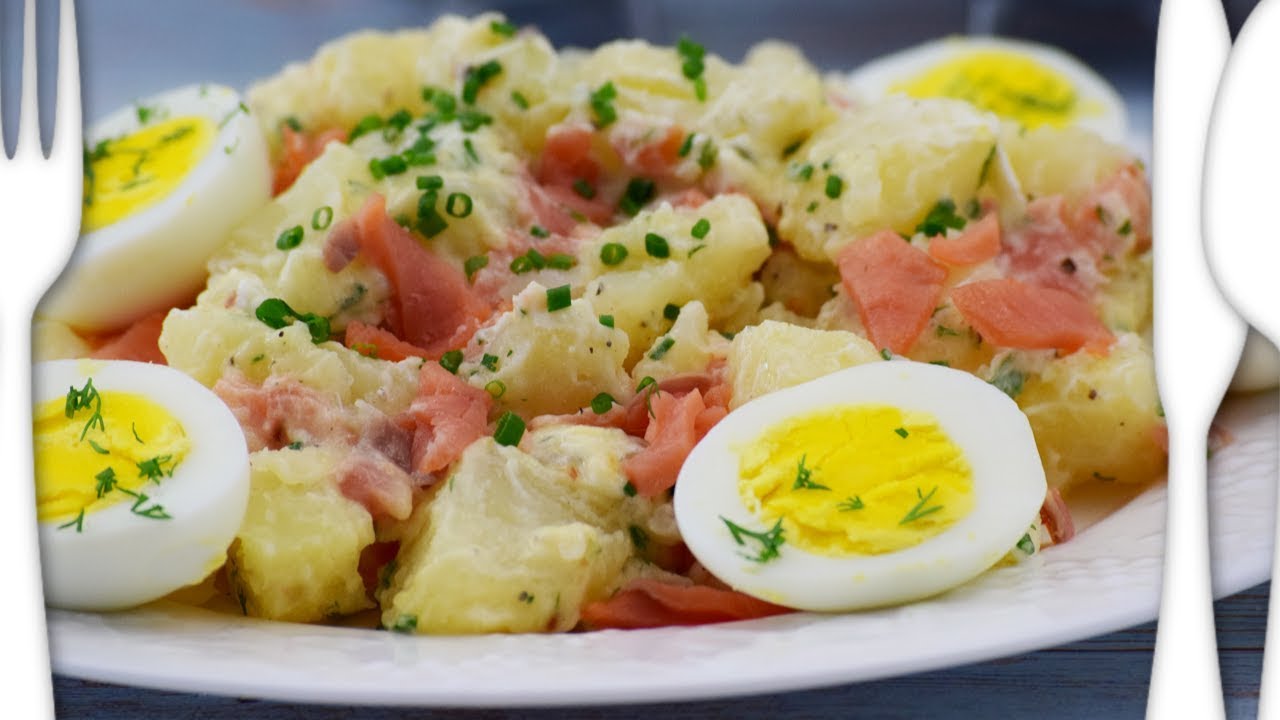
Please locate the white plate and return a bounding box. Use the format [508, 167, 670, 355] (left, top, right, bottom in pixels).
[45, 392, 1276, 707]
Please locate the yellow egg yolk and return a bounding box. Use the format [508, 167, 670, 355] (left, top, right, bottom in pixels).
[891, 50, 1098, 129]
[82, 116, 215, 233]
[738, 405, 974, 556]
[35, 388, 190, 523]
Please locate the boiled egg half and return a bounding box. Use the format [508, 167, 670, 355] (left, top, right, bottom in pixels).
[674, 360, 1047, 612]
[40, 84, 271, 332]
[846, 37, 1128, 145]
[35, 359, 250, 610]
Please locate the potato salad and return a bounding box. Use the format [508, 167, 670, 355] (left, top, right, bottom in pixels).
[36, 13, 1161, 634]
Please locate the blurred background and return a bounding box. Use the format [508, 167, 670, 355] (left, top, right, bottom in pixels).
[0, 0, 1186, 158]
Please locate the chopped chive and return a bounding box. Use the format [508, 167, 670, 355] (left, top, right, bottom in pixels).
[623, 481, 638, 497]
[589, 82, 618, 128]
[547, 253, 576, 270]
[311, 206, 333, 230]
[416, 175, 444, 190]
[494, 411, 526, 446]
[678, 133, 695, 157]
[464, 254, 489, 282]
[462, 60, 503, 105]
[880, 348, 892, 360]
[511, 90, 530, 109]
[371, 154, 408, 178]
[480, 353, 500, 371]
[275, 225, 304, 251]
[644, 233, 670, 258]
[788, 163, 814, 182]
[490, 19, 517, 36]
[619, 177, 656, 216]
[894, 427, 909, 439]
[825, 174, 844, 199]
[446, 192, 473, 218]
[530, 225, 549, 238]
[691, 218, 710, 239]
[463, 138, 479, 164]
[439, 350, 464, 374]
[629, 524, 649, 551]
[390, 614, 418, 634]
[1017, 533, 1036, 555]
[416, 207, 449, 238]
[600, 242, 629, 266]
[348, 114, 384, 142]
[546, 284, 572, 312]
[484, 379, 507, 399]
[590, 392, 616, 414]
[649, 336, 675, 360]
[572, 179, 596, 199]
[663, 303, 680, 321]
[599, 314, 615, 328]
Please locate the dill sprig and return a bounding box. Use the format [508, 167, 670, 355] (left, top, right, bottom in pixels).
[721, 517, 785, 563]
[65, 378, 105, 441]
[899, 486, 944, 525]
[791, 454, 829, 491]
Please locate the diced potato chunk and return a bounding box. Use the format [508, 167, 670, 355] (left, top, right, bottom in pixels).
[728, 320, 881, 408]
[1016, 333, 1165, 490]
[779, 96, 1002, 262]
[581, 195, 770, 365]
[380, 426, 672, 633]
[462, 282, 632, 417]
[228, 447, 375, 622]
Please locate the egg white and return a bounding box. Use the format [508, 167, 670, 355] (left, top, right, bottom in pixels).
[845, 36, 1128, 145]
[35, 359, 250, 611]
[40, 84, 271, 332]
[674, 360, 1047, 612]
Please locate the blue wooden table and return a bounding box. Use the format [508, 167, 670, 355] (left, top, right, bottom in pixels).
[49, 582, 1267, 719]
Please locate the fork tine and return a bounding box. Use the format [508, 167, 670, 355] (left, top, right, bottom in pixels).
[15, 0, 40, 158]
[50, 0, 79, 162]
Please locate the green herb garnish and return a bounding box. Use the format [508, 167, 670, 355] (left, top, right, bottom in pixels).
[644, 232, 670, 258]
[589, 82, 618, 128]
[546, 284, 572, 312]
[899, 486, 944, 525]
[439, 350, 464, 374]
[915, 198, 967, 237]
[648, 336, 675, 360]
[494, 411, 526, 446]
[989, 356, 1025, 399]
[791, 454, 830, 491]
[838, 496, 865, 512]
[254, 298, 330, 344]
[276, 225, 304, 251]
[461, 60, 503, 104]
[721, 517, 785, 563]
[600, 242, 629, 266]
[619, 177, 656, 216]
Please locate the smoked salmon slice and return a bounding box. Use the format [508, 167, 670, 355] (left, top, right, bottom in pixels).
[352, 194, 489, 357]
[837, 230, 948, 355]
[579, 579, 791, 629]
[928, 213, 1001, 267]
[403, 361, 493, 475]
[90, 310, 169, 364]
[343, 320, 429, 362]
[950, 278, 1115, 354]
[273, 125, 346, 196]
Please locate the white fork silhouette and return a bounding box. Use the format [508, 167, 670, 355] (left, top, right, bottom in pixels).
[0, 0, 80, 716]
